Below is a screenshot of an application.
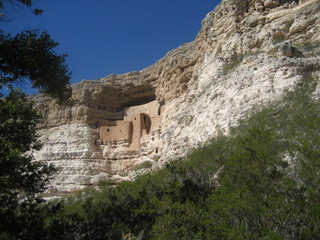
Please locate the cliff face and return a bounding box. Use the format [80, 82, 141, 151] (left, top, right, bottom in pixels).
[33, 0, 320, 195]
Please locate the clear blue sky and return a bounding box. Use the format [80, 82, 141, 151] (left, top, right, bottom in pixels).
[1, 0, 220, 86]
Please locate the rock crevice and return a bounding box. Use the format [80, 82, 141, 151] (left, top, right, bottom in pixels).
[34, 0, 320, 195]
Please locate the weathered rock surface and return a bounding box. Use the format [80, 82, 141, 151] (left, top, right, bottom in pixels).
[33, 0, 320, 195]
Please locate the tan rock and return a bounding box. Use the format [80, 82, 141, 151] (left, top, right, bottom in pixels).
[34, 0, 320, 195]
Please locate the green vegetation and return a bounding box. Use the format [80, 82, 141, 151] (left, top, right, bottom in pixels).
[298, 40, 320, 51]
[0, 0, 43, 19]
[272, 35, 286, 44]
[222, 55, 244, 74]
[0, 90, 56, 240]
[15, 78, 318, 239]
[0, 29, 71, 101]
[295, 40, 320, 57]
[1, 1, 318, 240]
[133, 161, 153, 171]
[0, 1, 71, 239]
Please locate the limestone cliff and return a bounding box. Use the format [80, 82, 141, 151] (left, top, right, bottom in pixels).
[33, 0, 320, 195]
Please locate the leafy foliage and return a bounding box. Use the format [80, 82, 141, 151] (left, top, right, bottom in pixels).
[0, 90, 55, 239]
[0, 29, 71, 101]
[33, 79, 320, 239]
[222, 55, 244, 74]
[0, 0, 42, 19]
[0, 2, 71, 238]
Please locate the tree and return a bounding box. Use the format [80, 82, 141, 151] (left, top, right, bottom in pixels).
[0, 90, 55, 239]
[0, 1, 72, 238]
[0, 0, 43, 19]
[0, 0, 71, 101]
[0, 29, 71, 101]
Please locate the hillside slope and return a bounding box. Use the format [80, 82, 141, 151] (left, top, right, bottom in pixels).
[34, 0, 320, 195]
[37, 75, 320, 240]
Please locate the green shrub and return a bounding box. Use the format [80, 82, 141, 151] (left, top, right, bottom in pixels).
[35, 78, 320, 239]
[295, 40, 320, 57]
[222, 55, 244, 74]
[132, 161, 153, 171]
[299, 40, 320, 51]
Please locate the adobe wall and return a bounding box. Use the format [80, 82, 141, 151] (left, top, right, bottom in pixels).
[100, 121, 132, 144]
[99, 100, 161, 151]
[130, 113, 151, 150]
[150, 115, 161, 132]
[124, 100, 160, 120]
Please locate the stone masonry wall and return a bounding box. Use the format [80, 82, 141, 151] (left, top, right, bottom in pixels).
[34, 0, 320, 195]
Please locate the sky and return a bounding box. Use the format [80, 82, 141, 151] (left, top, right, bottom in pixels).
[1, 0, 220, 88]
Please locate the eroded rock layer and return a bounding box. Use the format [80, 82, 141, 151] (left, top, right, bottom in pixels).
[34, 0, 320, 195]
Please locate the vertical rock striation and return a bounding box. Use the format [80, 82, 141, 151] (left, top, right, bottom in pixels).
[33, 0, 320, 195]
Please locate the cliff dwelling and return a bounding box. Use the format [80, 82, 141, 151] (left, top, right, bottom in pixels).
[99, 100, 161, 151]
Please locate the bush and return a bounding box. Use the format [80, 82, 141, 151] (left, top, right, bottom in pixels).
[37, 79, 320, 239]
